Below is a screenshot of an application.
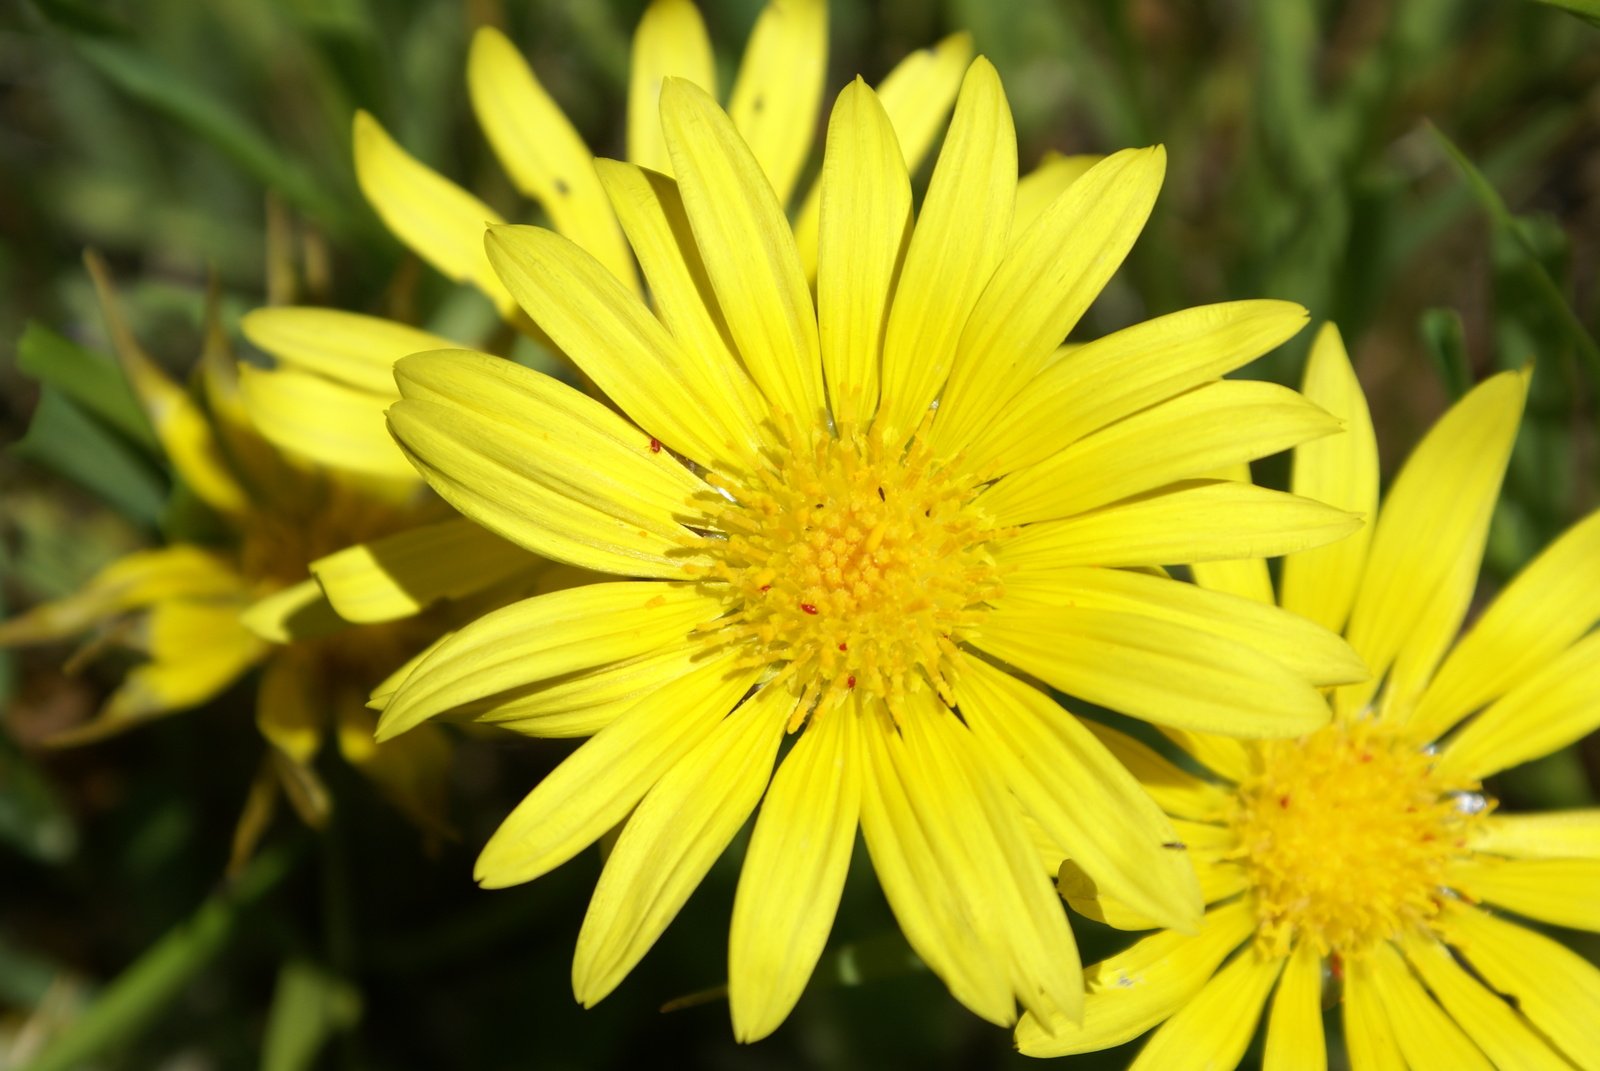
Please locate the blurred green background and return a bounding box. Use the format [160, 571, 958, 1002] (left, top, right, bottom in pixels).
[0, 0, 1597, 1068]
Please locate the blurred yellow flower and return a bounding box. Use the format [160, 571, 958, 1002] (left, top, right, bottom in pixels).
[375, 61, 1365, 1040]
[1017, 325, 1600, 1070]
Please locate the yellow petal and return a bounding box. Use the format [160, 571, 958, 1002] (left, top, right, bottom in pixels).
[593, 160, 769, 463]
[1157, 728, 1255, 785]
[975, 605, 1330, 738]
[241, 307, 452, 397]
[312, 518, 541, 624]
[200, 281, 298, 508]
[1342, 368, 1529, 718]
[959, 301, 1310, 478]
[726, 0, 827, 206]
[1128, 948, 1283, 1071]
[351, 111, 514, 315]
[1261, 940, 1326, 1071]
[1278, 323, 1378, 635]
[955, 653, 1201, 932]
[873, 57, 1014, 447]
[238, 365, 416, 481]
[660, 77, 824, 424]
[1010, 152, 1102, 245]
[1077, 719, 1234, 821]
[729, 701, 861, 1042]
[1014, 899, 1254, 1056]
[1367, 939, 1494, 1071]
[1002, 564, 1363, 687]
[1414, 507, 1600, 742]
[793, 30, 973, 277]
[1341, 953, 1408, 1071]
[1437, 902, 1600, 1068]
[995, 480, 1362, 571]
[485, 223, 755, 472]
[980, 380, 1341, 522]
[240, 578, 345, 644]
[1437, 629, 1600, 780]
[627, 0, 715, 174]
[270, 747, 331, 829]
[857, 703, 1014, 1027]
[467, 27, 638, 293]
[1401, 931, 1575, 1071]
[573, 680, 791, 1006]
[1190, 557, 1276, 606]
[255, 650, 325, 764]
[376, 581, 720, 740]
[1450, 855, 1600, 932]
[933, 147, 1166, 457]
[389, 350, 705, 577]
[474, 654, 758, 888]
[84, 252, 249, 516]
[1470, 810, 1600, 860]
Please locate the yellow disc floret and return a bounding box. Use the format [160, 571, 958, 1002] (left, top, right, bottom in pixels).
[704, 427, 1003, 728]
[1227, 717, 1489, 959]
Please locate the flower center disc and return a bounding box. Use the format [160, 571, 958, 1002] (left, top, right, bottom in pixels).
[707, 430, 1001, 725]
[1228, 719, 1487, 957]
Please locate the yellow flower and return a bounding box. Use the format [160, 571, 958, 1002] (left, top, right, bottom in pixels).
[1017, 325, 1600, 1069]
[0, 256, 461, 869]
[375, 60, 1365, 1041]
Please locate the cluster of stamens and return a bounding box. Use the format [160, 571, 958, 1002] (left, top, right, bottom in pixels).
[700, 427, 1003, 730]
[1226, 717, 1489, 958]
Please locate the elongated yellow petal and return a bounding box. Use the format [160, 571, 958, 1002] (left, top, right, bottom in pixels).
[995, 480, 1362, 570]
[376, 581, 722, 740]
[1470, 810, 1600, 860]
[729, 700, 861, 1042]
[1262, 940, 1325, 1071]
[312, 518, 540, 624]
[1190, 556, 1276, 605]
[961, 300, 1309, 478]
[1157, 728, 1255, 784]
[975, 605, 1330, 738]
[815, 79, 910, 430]
[857, 705, 1014, 1026]
[486, 223, 755, 471]
[933, 147, 1165, 456]
[1010, 153, 1101, 246]
[1000, 565, 1363, 687]
[726, 0, 826, 205]
[255, 649, 325, 764]
[1401, 931, 1575, 1071]
[240, 578, 345, 644]
[200, 282, 299, 508]
[1450, 856, 1600, 932]
[1128, 949, 1283, 1071]
[468, 28, 638, 293]
[85, 252, 250, 516]
[1365, 939, 1492, 1071]
[1278, 323, 1378, 634]
[627, 0, 715, 174]
[241, 307, 452, 397]
[594, 161, 769, 461]
[0, 546, 243, 646]
[573, 680, 791, 1006]
[464, 641, 704, 739]
[389, 350, 705, 577]
[1015, 899, 1254, 1056]
[660, 78, 824, 424]
[1414, 508, 1600, 741]
[1077, 720, 1234, 821]
[874, 57, 1014, 446]
[955, 654, 1201, 932]
[474, 655, 758, 888]
[1437, 629, 1600, 780]
[238, 365, 415, 482]
[981, 380, 1342, 521]
[1438, 902, 1600, 1068]
[1342, 953, 1407, 1071]
[793, 30, 972, 277]
[1343, 368, 1529, 717]
[352, 111, 514, 315]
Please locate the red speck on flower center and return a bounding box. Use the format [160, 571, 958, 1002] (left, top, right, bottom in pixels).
[800, 603, 818, 615]
[1279, 795, 1291, 809]
[648, 437, 661, 453]
[847, 675, 856, 688]
[759, 585, 771, 593]
[838, 642, 848, 651]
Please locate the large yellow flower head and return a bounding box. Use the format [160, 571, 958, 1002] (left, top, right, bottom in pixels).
[0, 256, 455, 866]
[1018, 325, 1600, 1069]
[375, 58, 1367, 1041]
